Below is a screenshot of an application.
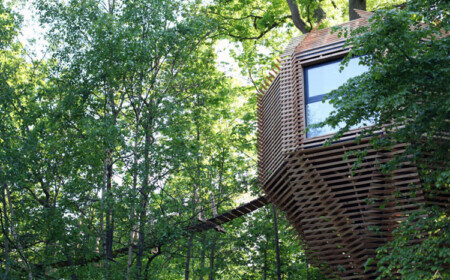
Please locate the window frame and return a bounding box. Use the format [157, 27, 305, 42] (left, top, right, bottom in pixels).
[301, 54, 370, 142]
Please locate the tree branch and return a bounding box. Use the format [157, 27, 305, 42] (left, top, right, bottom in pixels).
[286, 0, 309, 33]
[224, 15, 291, 40]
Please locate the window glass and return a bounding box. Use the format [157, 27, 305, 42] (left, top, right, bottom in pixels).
[306, 99, 338, 138]
[306, 99, 372, 138]
[305, 57, 368, 138]
[305, 57, 368, 100]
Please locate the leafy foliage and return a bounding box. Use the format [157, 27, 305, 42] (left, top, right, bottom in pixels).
[314, 0, 450, 278]
[372, 208, 450, 279]
[3, 0, 448, 279]
[207, 0, 404, 100]
[0, 1, 315, 279]
[321, 0, 449, 179]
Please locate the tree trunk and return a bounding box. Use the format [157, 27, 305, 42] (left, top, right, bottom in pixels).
[136, 104, 155, 278]
[349, 0, 366, 20]
[127, 123, 140, 278]
[185, 185, 200, 280]
[102, 83, 116, 274]
[208, 150, 225, 280]
[126, 228, 135, 278]
[306, 256, 309, 280]
[285, 0, 309, 33]
[263, 240, 268, 280]
[5, 182, 33, 279]
[199, 234, 206, 280]
[136, 183, 147, 278]
[186, 97, 203, 280]
[208, 194, 218, 280]
[272, 205, 281, 280]
[2, 186, 10, 278]
[136, 122, 152, 278]
[100, 155, 106, 267]
[208, 233, 216, 280]
[105, 153, 114, 262]
[185, 234, 194, 280]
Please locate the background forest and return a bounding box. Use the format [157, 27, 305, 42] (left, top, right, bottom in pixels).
[0, 0, 448, 279]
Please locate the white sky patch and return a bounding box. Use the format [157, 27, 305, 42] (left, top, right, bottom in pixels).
[214, 39, 250, 86]
[13, 1, 48, 60]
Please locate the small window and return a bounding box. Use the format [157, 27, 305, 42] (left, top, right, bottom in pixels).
[304, 57, 368, 138]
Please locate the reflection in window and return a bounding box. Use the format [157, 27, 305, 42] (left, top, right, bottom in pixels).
[305, 57, 368, 138]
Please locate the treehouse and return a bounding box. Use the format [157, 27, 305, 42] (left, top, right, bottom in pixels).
[256, 10, 447, 279]
[189, 10, 448, 279]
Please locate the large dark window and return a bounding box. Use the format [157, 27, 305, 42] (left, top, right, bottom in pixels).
[304, 57, 368, 138]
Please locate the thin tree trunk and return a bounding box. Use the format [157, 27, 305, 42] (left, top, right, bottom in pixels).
[185, 234, 194, 280]
[105, 154, 114, 262]
[349, 0, 366, 20]
[199, 234, 206, 280]
[272, 205, 281, 280]
[102, 148, 114, 280]
[186, 101, 202, 280]
[208, 149, 225, 280]
[127, 124, 140, 278]
[185, 188, 200, 280]
[126, 230, 134, 278]
[184, 195, 197, 280]
[208, 233, 216, 280]
[126, 224, 138, 278]
[100, 154, 106, 267]
[136, 114, 153, 279]
[306, 256, 309, 280]
[2, 186, 10, 279]
[136, 180, 147, 278]
[101, 87, 110, 270]
[263, 240, 268, 280]
[208, 194, 218, 280]
[5, 183, 33, 279]
[103, 10, 117, 279]
[136, 130, 149, 277]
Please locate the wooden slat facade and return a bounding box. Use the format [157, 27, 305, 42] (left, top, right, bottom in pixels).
[257, 12, 448, 279]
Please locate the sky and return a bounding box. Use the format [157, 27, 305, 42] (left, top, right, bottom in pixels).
[14, 1, 47, 59]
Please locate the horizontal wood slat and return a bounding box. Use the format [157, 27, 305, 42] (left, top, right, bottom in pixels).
[256, 15, 448, 280]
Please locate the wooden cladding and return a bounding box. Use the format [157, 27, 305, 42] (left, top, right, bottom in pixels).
[257, 16, 372, 186]
[257, 14, 447, 279]
[262, 139, 426, 279]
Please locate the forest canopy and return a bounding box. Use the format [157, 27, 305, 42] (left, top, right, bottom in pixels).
[0, 0, 448, 279]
